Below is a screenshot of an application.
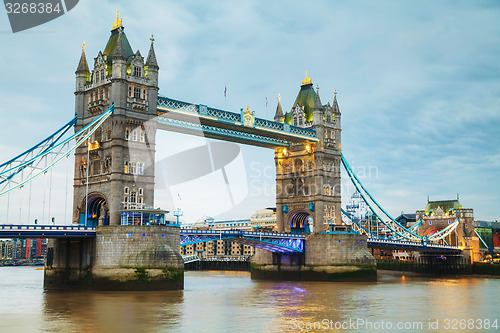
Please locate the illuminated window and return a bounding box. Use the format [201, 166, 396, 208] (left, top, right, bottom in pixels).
[124, 187, 129, 194]
[124, 161, 129, 173]
[142, 88, 146, 100]
[140, 130, 145, 142]
[125, 128, 130, 140]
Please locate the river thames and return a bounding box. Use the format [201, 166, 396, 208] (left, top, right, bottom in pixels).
[0, 267, 498, 332]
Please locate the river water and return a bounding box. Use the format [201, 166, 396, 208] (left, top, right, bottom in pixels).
[0, 267, 498, 333]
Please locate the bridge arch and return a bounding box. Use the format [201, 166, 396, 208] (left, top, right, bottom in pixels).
[289, 211, 312, 235]
[79, 192, 109, 226]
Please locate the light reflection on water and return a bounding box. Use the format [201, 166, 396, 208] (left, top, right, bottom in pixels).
[0, 267, 498, 332]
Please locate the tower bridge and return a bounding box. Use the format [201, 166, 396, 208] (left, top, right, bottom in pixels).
[0, 14, 480, 290]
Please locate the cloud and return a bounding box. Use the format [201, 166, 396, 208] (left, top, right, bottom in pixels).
[0, 0, 499, 222]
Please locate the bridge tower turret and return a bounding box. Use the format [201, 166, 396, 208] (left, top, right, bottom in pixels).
[72, 14, 159, 226]
[275, 73, 342, 234]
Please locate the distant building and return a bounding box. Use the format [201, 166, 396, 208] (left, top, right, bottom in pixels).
[416, 196, 480, 262]
[0, 239, 47, 260]
[180, 208, 279, 258]
[395, 213, 417, 227]
[249, 208, 277, 232]
[475, 220, 500, 252]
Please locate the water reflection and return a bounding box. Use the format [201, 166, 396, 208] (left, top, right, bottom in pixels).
[43, 290, 184, 332]
[0, 268, 498, 333]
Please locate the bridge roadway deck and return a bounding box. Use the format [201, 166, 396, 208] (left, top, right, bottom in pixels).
[0, 225, 461, 254]
[0, 225, 96, 238]
[367, 237, 461, 253]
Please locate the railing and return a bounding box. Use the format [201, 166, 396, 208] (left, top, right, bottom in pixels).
[180, 229, 305, 239]
[367, 238, 460, 251]
[0, 225, 96, 238]
[157, 96, 318, 140]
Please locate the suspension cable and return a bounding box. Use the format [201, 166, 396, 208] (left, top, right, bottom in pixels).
[64, 153, 69, 224]
[48, 164, 53, 223]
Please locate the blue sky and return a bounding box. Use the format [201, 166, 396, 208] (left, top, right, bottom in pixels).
[0, 0, 499, 223]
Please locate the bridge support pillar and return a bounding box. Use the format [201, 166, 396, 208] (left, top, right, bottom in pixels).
[251, 234, 376, 281]
[44, 226, 184, 290]
[44, 237, 95, 290]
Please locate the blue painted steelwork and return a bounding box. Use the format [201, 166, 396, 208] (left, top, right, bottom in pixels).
[0, 225, 96, 238]
[157, 96, 318, 146]
[180, 234, 235, 246]
[341, 153, 423, 241]
[341, 154, 460, 246]
[341, 208, 372, 235]
[157, 116, 290, 147]
[0, 105, 114, 196]
[367, 238, 460, 253]
[180, 229, 304, 253]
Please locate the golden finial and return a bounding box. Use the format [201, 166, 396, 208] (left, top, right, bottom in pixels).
[246, 106, 250, 113]
[301, 71, 312, 86]
[81, 41, 86, 52]
[113, 10, 123, 30]
[150, 34, 155, 44]
[277, 93, 281, 103]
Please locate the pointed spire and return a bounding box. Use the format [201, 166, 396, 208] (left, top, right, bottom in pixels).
[274, 93, 284, 123]
[332, 89, 340, 114]
[313, 85, 323, 111]
[146, 35, 159, 69]
[113, 31, 126, 60]
[76, 41, 90, 74]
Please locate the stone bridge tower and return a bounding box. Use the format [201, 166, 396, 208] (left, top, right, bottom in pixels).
[73, 14, 159, 226]
[274, 73, 342, 234]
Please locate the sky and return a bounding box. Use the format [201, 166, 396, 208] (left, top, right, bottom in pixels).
[0, 0, 499, 224]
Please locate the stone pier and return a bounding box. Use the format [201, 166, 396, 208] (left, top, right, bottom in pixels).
[251, 234, 377, 282]
[44, 225, 184, 290]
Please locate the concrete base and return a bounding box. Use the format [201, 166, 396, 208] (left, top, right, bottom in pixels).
[44, 225, 184, 290]
[251, 234, 377, 282]
[44, 237, 95, 290]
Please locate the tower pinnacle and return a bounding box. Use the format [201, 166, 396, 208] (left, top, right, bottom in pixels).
[76, 41, 90, 74]
[302, 71, 312, 86]
[113, 10, 123, 30]
[274, 93, 284, 123]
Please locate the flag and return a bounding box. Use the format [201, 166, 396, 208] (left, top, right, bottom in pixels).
[224, 86, 227, 98]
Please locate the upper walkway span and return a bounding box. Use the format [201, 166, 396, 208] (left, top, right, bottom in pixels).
[157, 96, 319, 148]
